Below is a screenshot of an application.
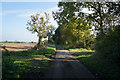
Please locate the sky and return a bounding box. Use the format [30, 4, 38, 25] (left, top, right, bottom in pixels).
[0, 2, 59, 42]
[0, 0, 95, 42]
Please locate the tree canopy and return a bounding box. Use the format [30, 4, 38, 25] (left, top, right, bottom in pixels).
[53, 2, 95, 49]
[52, 1, 120, 63]
[27, 13, 52, 50]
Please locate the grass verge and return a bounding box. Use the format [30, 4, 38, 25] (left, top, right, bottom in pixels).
[69, 48, 93, 52]
[73, 52, 120, 78]
[2, 45, 56, 79]
[62, 45, 93, 51]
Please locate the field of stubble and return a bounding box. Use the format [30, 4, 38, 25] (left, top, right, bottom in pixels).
[0, 43, 36, 51]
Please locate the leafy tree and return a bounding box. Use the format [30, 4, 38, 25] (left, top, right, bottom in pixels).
[53, 27, 64, 45]
[27, 13, 50, 50]
[95, 25, 120, 63]
[54, 2, 120, 36]
[53, 2, 95, 49]
[82, 2, 120, 60]
[83, 2, 120, 36]
[53, 2, 82, 27]
[5, 40, 8, 43]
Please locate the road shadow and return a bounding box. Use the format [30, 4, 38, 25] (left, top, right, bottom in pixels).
[45, 49, 96, 78]
[56, 45, 65, 50]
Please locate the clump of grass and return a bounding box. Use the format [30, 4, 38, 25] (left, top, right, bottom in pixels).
[69, 48, 93, 52]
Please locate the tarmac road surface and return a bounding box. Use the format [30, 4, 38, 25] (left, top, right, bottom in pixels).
[45, 45, 95, 78]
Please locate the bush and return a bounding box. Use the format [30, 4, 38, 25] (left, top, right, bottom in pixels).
[95, 25, 120, 63]
[37, 45, 56, 55]
[2, 56, 27, 79]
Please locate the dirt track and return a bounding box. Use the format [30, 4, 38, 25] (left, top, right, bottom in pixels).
[45, 45, 95, 78]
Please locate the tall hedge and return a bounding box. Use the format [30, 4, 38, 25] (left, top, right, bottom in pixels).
[95, 25, 120, 63]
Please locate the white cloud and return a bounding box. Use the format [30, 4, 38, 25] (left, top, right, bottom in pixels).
[18, 6, 59, 17]
[1, 10, 21, 15]
[47, 6, 59, 12]
[46, 6, 59, 28]
[18, 6, 59, 28]
[48, 12, 58, 28]
[1, 6, 59, 28]
[18, 9, 41, 17]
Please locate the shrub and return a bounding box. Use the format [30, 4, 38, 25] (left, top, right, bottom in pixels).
[2, 56, 27, 79]
[95, 25, 120, 63]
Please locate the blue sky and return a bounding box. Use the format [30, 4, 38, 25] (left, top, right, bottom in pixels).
[1, 2, 59, 42]
[0, 1, 94, 42]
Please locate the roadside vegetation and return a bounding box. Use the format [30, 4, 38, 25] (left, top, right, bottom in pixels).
[52, 2, 120, 79]
[73, 52, 120, 78]
[69, 48, 93, 52]
[2, 44, 56, 79]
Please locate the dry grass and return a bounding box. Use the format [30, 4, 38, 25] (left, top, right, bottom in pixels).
[0, 43, 36, 51]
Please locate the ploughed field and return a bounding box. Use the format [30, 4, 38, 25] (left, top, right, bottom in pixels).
[0, 43, 36, 51]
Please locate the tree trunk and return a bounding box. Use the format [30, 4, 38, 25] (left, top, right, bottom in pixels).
[84, 39, 86, 49]
[33, 36, 42, 50]
[37, 36, 42, 49]
[48, 35, 50, 44]
[98, 2, 104, 35]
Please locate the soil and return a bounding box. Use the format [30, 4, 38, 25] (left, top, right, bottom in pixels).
[0, 43, 36, 51]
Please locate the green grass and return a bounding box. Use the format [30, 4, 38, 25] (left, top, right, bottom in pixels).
[62, 45, 71, 50]
[48, 45, 56, 49]
[2, 44, 56, 79]
[73, 52, 120, 78]
[69, 48, 93, 51]
[62, 45, 94, 51]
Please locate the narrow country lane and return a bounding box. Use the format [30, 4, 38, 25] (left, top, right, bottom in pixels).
[45, 45, 95, 78]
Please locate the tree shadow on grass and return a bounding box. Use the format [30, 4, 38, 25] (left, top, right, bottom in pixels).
[2, 47, 55, 79]
[48, 45, 56, 48]
[73, 52, 93, 56]
[73, 51, 120, 78]
[77, 57, 88, 60]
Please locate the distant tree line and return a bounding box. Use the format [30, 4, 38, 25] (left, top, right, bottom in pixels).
[0, 41, 37, 43]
